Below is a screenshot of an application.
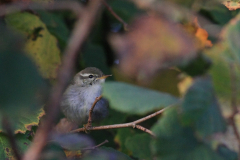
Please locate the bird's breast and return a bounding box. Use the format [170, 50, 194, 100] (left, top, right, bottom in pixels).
[82, 84, 102, 106]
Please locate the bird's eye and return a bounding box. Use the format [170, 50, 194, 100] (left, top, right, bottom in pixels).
[89, 75, 94, 78]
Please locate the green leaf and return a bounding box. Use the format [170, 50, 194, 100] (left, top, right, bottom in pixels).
[102, 82, 179, 115]
[181, 76, 214, 124]
[36, 11, 70, 50]
[100, 108, 127, 125]
[125, 133, 152, 160]
[151, 107, 224, 160]
[82, 147, 132, 160]
[180, 76, 226, 137]
[226, 14, 240, 62]
[200, 3, 237, 25]
[5, 12, 61, 79]
[205, 13, 240, 102]
[217, 145, 238, 160]
[0, 133, 31, 159]
[0, 24, 45, 133]
[0, 109, 45, 134]
[178, 54, 212, 77]
[115, 128, 135, 154]
[194, 97, 226, 138]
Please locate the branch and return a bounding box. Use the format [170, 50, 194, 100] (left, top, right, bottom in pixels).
[86, 95, 103, 128]
[82, 140, 109, 151]
[2, 118, 21, 160]
[71, 106, 171, 137]
[22, 1, 102, 160]
[101, 0, 128, 30]
[135, 125, 155, 137]
[0, 1, 83, 17]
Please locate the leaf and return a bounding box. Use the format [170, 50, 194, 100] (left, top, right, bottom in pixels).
[102, 82, 179, 115]
[0, 24, 45, 133]
[181, 77, 215, 124]
[216, 144, 238, 160]
[178, 54, 212, 77]
[125, 133, 152, 160]
[114, 128, 135, 154]
[5, 12, 61, 79]
[109, 15, 197, 80]
[180, 76, 226, 137]
[112, 67, 181, 97]
[4, 109, 45, 134]
[82, 147, 132, 160]
[36, 11, 70, 50]
[205, 13, 240, 101]
[200, 2, 236, 25]
[0, 133, 31, 159]
[50, 133, 94, 151]
[225, 14, 240, 61]
[151, 107, 225, 160]
[100, 108, 127, 125]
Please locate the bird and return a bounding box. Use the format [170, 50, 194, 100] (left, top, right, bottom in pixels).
[60, 67, 111, 126]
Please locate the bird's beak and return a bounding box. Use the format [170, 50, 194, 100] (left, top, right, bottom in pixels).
[97, 75, 112, 80]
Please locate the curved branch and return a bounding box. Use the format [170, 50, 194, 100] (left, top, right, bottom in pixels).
[71, 106, 171, 137]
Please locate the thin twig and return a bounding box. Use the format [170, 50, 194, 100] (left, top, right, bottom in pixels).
[23, 1, 102, 160]
[82, 140, 109, 151]
[135, 125, 156, 137]
[2, 118, 21, 160]
[229, 63, 240, 159]
[86, 95, 103, 128]
[0, 1, 83, 17]
[71, 106, 171, 137]
[101, 0, 128, 30]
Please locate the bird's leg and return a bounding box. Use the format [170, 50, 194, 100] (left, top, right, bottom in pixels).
[85, 95, 103, 130]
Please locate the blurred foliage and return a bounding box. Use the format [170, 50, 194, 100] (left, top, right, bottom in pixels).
[1, 0, 240, 159]
[0, 133, 31, 159]
[5, 12, 61, 79]
[0, 24, 46, 133]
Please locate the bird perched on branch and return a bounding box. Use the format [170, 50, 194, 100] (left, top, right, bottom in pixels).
[60, 67, 111, 126]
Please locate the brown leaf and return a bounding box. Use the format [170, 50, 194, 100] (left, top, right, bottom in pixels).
[183, 18, 212, 48]
[109, 15, 197, 81]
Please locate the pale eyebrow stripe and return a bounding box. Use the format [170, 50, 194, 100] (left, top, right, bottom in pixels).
[80, 73, 97, 77]
[80, 73, 91, 77]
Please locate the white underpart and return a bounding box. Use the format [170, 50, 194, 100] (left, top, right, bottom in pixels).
[61, 81, 105, 124]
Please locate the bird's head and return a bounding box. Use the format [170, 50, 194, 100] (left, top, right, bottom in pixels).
[73, 67, 111, 86]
